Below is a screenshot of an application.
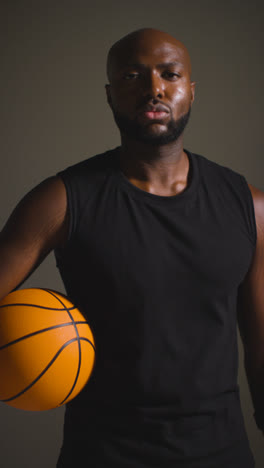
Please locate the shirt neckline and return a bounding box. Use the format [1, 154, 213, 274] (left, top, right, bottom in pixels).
[111, 147, 199, 205]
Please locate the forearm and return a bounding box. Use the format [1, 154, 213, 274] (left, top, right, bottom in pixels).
[244, 352, 264, 432]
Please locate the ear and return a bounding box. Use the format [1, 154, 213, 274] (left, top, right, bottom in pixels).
[105, 84, 112, 108]
[190, 81, 196, 105]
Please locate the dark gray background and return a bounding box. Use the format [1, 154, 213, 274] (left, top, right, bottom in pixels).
[1, 1, 264, 466]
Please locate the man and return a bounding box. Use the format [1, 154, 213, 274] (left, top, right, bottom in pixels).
[0, 28, 264, 467]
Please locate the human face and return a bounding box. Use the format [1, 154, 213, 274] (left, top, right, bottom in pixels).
[106, 31, 195, 145]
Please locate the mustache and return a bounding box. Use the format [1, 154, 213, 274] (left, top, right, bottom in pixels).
[136, 100, 171, 114]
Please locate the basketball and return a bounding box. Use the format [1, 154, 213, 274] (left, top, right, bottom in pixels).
[0, 288, 95, 411]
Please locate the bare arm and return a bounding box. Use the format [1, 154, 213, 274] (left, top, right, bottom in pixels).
[0, 176, 68, 301]
[237, 183, 264, 431]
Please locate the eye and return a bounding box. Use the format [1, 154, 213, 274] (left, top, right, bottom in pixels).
[162, 71, 180, 80]
[123, 72, 140, 80]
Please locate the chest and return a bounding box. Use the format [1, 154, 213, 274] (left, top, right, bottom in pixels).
[76, 192, 253, 295]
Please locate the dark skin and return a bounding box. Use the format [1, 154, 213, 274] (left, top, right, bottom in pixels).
[0, 28, 264, 428]
[106, 28, 195, 196]
[237, 184, 264, 424]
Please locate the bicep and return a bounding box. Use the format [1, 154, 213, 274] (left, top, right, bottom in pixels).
[0, 176, 68, 300]
[237, 185, 264, 426]
[238, 184, 264, 362]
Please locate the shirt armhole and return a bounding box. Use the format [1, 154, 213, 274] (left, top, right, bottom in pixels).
[240, 175, 257, 248]
[57, 171, 75, 245]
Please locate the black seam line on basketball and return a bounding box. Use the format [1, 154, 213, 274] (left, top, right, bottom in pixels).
[0, 337, 94, 403]
[43, 290, 82, 406]
[0, 322, 95, 352]
[0, 303, 76, 311]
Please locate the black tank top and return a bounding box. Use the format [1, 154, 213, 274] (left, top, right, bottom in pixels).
[55, 148, 256, 467]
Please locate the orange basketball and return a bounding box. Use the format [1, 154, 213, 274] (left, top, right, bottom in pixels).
[0, 288, 95, 411]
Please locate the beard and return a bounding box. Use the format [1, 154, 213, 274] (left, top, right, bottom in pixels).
[112, 106, 191, 145]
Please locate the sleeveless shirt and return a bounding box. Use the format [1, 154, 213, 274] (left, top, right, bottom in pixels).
[55, 148, 256, 467]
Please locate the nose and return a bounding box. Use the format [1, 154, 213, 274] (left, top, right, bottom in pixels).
[142, 71, 164, 99]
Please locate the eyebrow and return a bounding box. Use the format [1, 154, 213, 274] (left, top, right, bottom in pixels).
[123, 61, 183, 69]
[158, 61, 183, 68]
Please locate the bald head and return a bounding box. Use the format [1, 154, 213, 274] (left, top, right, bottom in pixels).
[105, 28, 195, 147]
[106, 28, 192, 82]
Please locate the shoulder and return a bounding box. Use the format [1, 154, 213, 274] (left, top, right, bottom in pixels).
[58, 148, 118, 180]
[192, 152, 244, 180]
[56, 148, 118, 207]
[191, 152, 252, 203]
[191, 151, 248, 194]
[189, 151, 257, 245]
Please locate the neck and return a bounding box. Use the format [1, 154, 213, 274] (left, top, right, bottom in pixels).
[118, 136, 190, 196]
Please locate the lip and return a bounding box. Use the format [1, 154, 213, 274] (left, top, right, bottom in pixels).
[138, 104, 170, 121]
[142, 111, 168, 120]
[139, 103, 170, 113]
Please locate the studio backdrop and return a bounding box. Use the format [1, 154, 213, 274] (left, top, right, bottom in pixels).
[1, 1, 264, 467]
